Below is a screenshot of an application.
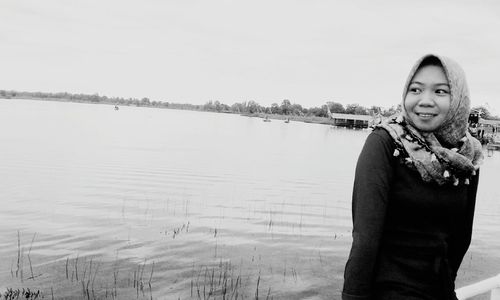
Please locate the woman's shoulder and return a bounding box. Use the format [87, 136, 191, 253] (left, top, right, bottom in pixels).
[370, 126, 392, 140]
[357, 127, 396, 164]
[365, 127, 394, 150]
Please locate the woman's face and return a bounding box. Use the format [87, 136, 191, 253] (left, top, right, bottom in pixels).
[404, 65, 451, 132]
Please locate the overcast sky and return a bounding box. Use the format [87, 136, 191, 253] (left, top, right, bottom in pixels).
[1, 0, 500, 113]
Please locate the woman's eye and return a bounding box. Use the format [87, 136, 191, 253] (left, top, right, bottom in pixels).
[409, 87, 421, 93]
[435, 89, 450, 95]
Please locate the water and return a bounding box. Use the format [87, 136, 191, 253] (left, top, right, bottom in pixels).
[0, 99, 498, 299]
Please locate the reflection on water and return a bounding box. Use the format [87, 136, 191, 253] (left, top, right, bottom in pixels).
[0, 99, 498, 299]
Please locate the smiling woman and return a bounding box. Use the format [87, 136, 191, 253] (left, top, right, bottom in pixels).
[342, 54, 484, 300]
[404, 58, 451, 132]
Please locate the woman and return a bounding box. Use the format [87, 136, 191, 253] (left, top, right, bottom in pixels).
[342, 54, 484, 300]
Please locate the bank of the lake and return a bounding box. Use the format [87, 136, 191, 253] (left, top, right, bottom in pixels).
[241, 112, 337, 125]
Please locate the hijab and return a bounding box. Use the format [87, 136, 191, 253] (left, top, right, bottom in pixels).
[376, 54, 483, 185]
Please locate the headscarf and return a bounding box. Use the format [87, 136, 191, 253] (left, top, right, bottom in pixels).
[376, 54, 483, 186]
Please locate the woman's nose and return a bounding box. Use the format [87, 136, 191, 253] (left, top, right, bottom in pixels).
[418, 91, 435, 106]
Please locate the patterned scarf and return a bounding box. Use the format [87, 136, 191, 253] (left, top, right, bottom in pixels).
[376, 54, 483, 186]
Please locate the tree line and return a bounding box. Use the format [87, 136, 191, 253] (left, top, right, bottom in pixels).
[0, 90, 398, 117]
[1, 89, 496, 119]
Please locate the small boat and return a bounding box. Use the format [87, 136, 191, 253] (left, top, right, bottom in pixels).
[114, 105, 119, 110]
[263, 116, 271, 122]
[284, 118, 290, 123]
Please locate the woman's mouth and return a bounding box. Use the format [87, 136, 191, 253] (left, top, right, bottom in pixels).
[416, 113, 436, 119]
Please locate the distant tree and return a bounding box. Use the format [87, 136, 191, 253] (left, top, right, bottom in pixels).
[90, 93, 100, 102]
[369, 105, 382, 115]
[220, 103, 230, 112]
[381, 105, 401, 117]
[328, 101, 346, 113]
[356, 106, 369, 115]
[291, 103, 304, 116]
[280, 99, 292, 115]
[306, 105, 328, 118]
[345, 104, 356, 114]
[471, 105, 497, 119]
[246, 100, 260, 114]
[203, 100, 215, 111]
[320, 105, 330, 117]
[231, 102, 245, 113]
[270, 103, 281, 114]
[345, 103, 368, 115]
[214, 100, 227, 112]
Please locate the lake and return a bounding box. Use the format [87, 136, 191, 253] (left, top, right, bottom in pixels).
[0, 99, 499, 299]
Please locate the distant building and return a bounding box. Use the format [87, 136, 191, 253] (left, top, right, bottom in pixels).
[478, 118, 500, 134]
[468, 109, 500, 143]
[328, 113, 375, 128]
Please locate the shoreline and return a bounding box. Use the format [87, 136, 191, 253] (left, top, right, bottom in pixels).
[1, 96, 361, 128]
[240, 112, 337, 125]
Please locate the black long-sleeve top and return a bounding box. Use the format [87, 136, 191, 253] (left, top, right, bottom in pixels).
[342, 128, 479, 300]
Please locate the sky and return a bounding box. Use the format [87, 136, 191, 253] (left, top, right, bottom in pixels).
[1, 0, 500, 113]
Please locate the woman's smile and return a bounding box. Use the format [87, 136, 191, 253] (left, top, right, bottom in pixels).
[415, 112, 437, 119]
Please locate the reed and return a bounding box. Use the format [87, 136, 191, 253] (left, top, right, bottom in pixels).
[27, 233, 36, 280]
[12, 231, 41, 282]
[65, 257, 69, 279]
[4, 231, 280, 300]
[2, 287, 42, 300]
[268, 209, 274, 232]
[16, 230, 22, 281]
[75, 255, 79, 281]
[255, 272, 260, 299]
[170, 222, 190, 239]
[186, 259, 272, 300]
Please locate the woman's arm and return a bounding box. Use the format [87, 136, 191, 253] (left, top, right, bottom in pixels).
[342, 129, 395, 300]
[448, 170, 480, 281]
